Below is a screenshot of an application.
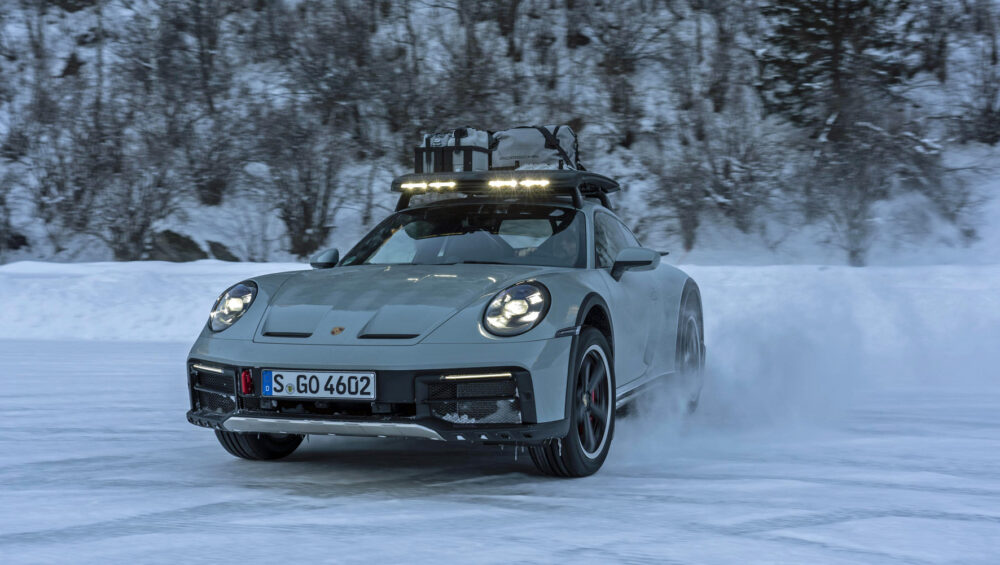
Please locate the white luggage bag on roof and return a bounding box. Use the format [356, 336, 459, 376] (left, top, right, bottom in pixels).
[492, 125, 580, 170]
[418, 127, 490, 173]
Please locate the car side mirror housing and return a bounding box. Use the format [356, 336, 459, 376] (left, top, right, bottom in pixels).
[309, 248, 340, 269]
[610, 247, 660, 281]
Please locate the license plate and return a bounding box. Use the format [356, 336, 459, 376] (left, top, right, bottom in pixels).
[261, 370, 376, 400]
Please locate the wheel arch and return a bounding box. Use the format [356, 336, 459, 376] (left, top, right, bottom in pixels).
[563, 293, 615, 421]
[576, 292, 614, 356]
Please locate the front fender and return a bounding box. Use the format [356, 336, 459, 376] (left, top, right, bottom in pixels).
[421, 269, 608, 344]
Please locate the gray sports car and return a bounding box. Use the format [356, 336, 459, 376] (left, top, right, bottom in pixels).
[186, 169, 704, 477]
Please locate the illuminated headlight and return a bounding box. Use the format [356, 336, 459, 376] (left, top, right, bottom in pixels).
[483, 282, 550, 336]
[209, 281, 257, 332]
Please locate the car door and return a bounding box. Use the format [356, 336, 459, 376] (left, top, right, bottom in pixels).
[594, 212, 657, 386]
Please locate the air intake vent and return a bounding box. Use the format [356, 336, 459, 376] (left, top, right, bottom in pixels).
[358, 333, 419, 339]
[262, 331, 313, 338]
[426, 379, 521, 424]
[197, 390, 236, 413]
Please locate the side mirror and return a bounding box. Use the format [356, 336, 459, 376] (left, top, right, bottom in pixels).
[309, 248, 340, 269]
[610, 247, 660, 281]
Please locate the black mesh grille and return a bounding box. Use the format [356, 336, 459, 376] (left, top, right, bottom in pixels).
[433, 399, 521, 424]
[428, 379, 521, 424]
[198, 390, 235, 413]
[196, 370, 235, 394]
[458, 380, 516, 398]
[428, 382, 457, 400]
[428, 380, 516, 400]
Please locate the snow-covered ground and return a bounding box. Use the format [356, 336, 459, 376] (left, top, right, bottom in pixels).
[2, 261, 1000, 563]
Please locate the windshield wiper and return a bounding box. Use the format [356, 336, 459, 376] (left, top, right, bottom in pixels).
[457, 260, 517, 265]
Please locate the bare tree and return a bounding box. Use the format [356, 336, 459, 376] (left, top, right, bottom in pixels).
[93, 131, 182, 260]
[581, 0, 678, 148]
[256, 103, 347, 258]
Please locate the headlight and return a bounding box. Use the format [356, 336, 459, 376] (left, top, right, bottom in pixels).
[483, 282, 550, 336]
[209, 281, 257, 332]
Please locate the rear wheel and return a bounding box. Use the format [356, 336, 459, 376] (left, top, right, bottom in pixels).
[530, 327, 615, 477]
[215, 430, 304, 460]
[676, 284, 705, 413]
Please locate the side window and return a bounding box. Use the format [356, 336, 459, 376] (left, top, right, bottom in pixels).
[594, 213, 628, 268]
[614, 219, 640, 248]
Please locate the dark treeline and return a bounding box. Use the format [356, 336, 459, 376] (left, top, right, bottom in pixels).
[0, 0, 997, 265]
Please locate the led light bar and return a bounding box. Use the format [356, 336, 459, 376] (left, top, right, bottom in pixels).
[390, 170, 622, 211]
[488, 179, 550, 189]
[192, 363, 224, 374]
[441, 371, 514, 381]
[402, 181, 458, 192]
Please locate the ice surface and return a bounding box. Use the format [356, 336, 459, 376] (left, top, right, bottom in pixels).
[2, 262, 1000, 563]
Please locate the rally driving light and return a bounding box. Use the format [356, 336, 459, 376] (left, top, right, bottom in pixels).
[401, 181, 457, 191]
[483, 282, 550, 336]
[488, 179, 550, 189]
[518, 179, 550, 188]
[209, 281, 257, 332]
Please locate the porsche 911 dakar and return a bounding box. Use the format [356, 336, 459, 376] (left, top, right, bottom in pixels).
[186, 126, 704, 477]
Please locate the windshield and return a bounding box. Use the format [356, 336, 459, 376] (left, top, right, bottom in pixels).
[341, 203, 586, 268]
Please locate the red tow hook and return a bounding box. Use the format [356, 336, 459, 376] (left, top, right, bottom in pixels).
[240, 369, 254, 395]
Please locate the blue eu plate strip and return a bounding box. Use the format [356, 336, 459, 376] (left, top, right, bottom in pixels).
[261, 370, 273, 396]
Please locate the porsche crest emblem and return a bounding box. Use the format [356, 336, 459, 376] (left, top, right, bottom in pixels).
[330, 326, 345, 336]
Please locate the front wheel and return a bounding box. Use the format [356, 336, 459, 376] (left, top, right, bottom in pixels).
[530, 327, 616, 477]
[215, 430, 304, 460]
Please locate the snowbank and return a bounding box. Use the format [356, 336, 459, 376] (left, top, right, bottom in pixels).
[0, 260, 305, 343]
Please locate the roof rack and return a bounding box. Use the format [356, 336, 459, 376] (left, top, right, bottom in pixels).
[391, 170, 620, 211]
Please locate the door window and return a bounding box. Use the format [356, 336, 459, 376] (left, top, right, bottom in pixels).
[594, 213, 631, 268]
[614, 219, 640, 248]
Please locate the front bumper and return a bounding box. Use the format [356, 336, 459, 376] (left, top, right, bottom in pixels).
[186, 337, 573, 444]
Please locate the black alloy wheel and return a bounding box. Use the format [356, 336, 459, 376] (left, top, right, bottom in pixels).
[530, 327, 616, 477]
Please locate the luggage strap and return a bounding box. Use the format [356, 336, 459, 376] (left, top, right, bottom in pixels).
[533, 125, 576, 169]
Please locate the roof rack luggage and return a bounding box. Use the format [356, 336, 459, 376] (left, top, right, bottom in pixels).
[401, 125, 613, 211]
[415, 127, 491, 173]
[413, 125, 583, 173]
[492, 125, 581, 171]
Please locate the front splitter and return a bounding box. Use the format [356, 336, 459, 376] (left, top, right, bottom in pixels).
[222, 416, 446, 441]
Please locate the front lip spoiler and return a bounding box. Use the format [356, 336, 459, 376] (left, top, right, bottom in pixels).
[222, 416, 446, 441]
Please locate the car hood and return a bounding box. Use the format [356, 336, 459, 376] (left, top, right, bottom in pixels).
[253, 264, 557, 345]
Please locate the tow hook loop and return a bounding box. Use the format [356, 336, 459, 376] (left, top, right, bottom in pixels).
[240, 369, 253, 395]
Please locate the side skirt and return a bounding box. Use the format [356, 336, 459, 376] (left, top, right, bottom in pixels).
[615, 371, 675, 409]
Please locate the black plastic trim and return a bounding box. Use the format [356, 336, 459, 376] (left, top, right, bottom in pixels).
[563, 293, 614, 421]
